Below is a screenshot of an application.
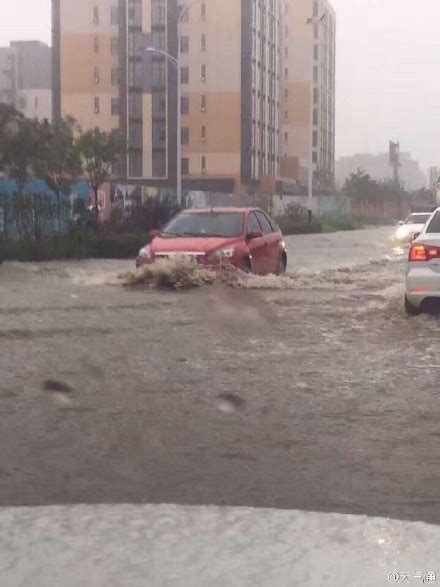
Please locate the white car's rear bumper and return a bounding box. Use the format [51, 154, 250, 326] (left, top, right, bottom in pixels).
[406, 264, 440, 308]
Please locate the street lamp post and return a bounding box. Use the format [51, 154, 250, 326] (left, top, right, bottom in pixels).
[145, 0, 205, 208]
[306, 14, 325, 223]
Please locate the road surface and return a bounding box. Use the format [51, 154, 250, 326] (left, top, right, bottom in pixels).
[1, 226, 439, 527]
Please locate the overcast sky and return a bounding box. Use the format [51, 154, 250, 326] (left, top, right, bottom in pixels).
[1, 0, 440, 170]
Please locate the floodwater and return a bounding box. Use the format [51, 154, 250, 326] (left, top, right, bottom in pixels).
[1, 227, 440, 528]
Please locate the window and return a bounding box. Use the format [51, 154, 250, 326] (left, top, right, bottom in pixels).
[256, 211, 274, 234]
[284, 132, 288, 143]
[284, 89, 288, 99]
[201, 156, 206, 174]
[201, 126, 206, 142]
[284, 46, 288, 59]
[313, 108, 318, 125]
[201, 94, 206, 111]
[111, 6, 119, 26]
[312, 151, 317, 163]
[93, 6, 99, 24]
[314, 66, 318, 83]
[181, 67, 189, 84]
[313, 0, 319, 17]
[284, 110, 288, 121]
[111, 37, 119, 55]
[313, 130, 318, 147]
[201, 34, 206, 51]
[180, 36, 189, 53]
[111, 68, 119, 86]
[284, 67, 288, 79]
[426, 212, 440, 233]
[181, 96, 189, 114]
[181, 157, 189, 175]
[111, 98, 120, 115]
[201, 65, 206, 82]
[181, 127, 189, 145]
[314, 44, 318, 60]
[94, 36, 100, 54]
[248, 212, 262, 234]
[94, 96, 100, 113]
[94, 67, 100, 84]
[201, 3, 206, 20]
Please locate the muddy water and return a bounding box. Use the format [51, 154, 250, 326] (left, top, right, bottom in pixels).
[2, 227, 440, 526]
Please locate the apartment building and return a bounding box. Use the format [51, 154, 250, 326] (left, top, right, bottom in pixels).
[282, 0, 336, 190]
[0, 41, 52, 120]
[53, 0, 283, 195]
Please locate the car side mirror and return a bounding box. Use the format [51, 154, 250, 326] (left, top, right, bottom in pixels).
[412, 232, 421, 241]
[148, 229, 160, 243]
[247, 229, 263, 240]
[397, 220, 404, 226]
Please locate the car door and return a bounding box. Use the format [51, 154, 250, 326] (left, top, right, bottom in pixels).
[247, 212, 267, 274]
[255, 211, 279, 274]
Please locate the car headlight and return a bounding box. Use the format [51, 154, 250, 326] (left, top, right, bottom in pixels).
[138, 245, 152, 259]
[208, 248, 235, 261]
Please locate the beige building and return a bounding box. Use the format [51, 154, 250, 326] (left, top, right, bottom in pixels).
[53, 0, 284, 196]
[282, 0, 336, 190]
[53, 0, 120, 133]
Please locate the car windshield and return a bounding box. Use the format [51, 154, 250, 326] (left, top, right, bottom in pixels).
[161, 212, 244, 238]
[406, 214, 431, 224]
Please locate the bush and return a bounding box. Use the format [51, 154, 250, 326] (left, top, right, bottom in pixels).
[319, 213, 362, 233]
[1, 231, 147, 262]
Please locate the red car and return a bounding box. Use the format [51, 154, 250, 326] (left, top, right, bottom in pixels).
[136, 207, 287, 275]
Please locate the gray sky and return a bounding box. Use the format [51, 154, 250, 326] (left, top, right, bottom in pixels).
[1, 0, 440, 170]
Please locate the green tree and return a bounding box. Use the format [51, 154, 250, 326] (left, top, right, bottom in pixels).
[76, 128, 125, 217]
[34, 117, 82, 226]
[0, 115, 41, 190]
[344, 169, 378, 202]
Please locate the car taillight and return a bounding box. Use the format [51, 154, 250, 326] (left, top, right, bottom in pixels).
[409, 244, 440, 261]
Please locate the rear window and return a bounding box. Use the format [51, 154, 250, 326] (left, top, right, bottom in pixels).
[406, 214, 431, 224]
[426, 212, 440, 233]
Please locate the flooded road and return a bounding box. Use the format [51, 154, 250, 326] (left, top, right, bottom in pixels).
[1, 227, 440, 526]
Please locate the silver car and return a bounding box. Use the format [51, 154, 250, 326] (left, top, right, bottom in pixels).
[405, 208, 440, 314]
[395, 212, 432, 242]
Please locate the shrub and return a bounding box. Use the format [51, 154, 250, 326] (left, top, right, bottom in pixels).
[1, 231, 147, 262]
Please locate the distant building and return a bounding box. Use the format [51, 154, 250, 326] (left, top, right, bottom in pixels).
[336, 152, 427, 191]
[428, 166, 440, 190]
[282, 0, 336, 190]
[0, 41, 52, 120]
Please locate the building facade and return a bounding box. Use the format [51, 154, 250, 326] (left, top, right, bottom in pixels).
[0, 41, 52, 120]
[282, 0, 336, 190]
[53, 0, 284, 196]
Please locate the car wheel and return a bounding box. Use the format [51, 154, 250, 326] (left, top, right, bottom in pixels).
[240, 258, 252, 274]
[276, 253, 287, 275]
[405, 295, 421, 316]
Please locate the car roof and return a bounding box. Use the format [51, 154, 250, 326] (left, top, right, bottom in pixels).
[181, 207, 261, 213]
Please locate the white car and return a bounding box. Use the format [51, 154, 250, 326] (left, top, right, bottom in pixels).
[395, 212, 432, 242]
[405, 208, 440, 314]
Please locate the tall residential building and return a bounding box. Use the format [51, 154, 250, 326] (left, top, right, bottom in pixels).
[0, 41, 52, 120]
[53, 0, 283, 196]
[282, 0, 336, 190]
